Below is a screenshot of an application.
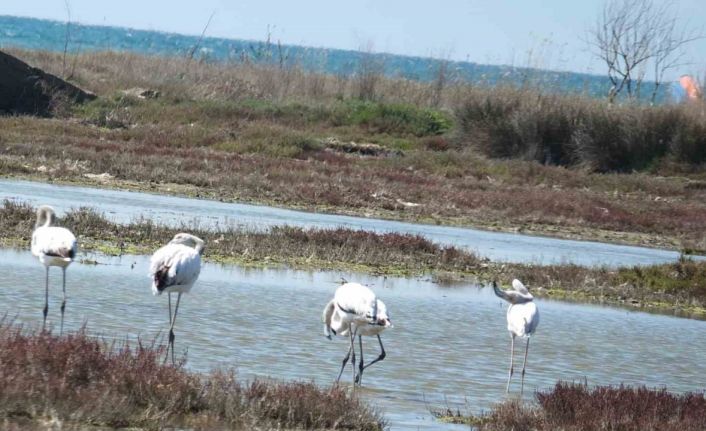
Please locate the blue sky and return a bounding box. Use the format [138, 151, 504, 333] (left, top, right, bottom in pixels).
[3, 0, 705, 79]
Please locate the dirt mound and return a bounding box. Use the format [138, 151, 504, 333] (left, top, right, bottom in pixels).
[0, 50, 95, 116]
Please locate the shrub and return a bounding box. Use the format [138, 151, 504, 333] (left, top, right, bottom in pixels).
[0, 324, 384, 430]
[455, 86, 706, 172]
[538, 382, 706, 431]
[455, 382, 706, 431]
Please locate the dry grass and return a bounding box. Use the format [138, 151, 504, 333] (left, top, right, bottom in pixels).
[461, 382, 706, 431]
[0, 323, 383, 430]
[6, 48, 458, 109]
[1, 49, 706, 251]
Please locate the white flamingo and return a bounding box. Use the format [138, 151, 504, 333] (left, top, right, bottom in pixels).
[493, 279, 540, 395]
[149, 233, 205, 365]
[323, 297, 392, 385]
[321, 282, 383, 385]
[31, 205, 78, 333]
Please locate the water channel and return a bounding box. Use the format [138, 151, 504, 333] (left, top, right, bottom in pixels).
[1, 179, 705, 429]
[0, 179, 699, 267]
[0, 249, 704, 430]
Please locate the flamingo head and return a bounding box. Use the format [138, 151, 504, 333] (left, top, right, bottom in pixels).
[170, 233, 206, 255]
[374, 300, 392, 328]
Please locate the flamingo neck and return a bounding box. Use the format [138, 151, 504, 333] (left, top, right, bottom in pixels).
[193, 239, 205, 255]
[513, 294, 534, 304]
[36, 207, 55, 228]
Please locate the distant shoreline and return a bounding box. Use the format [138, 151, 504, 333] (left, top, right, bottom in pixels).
[0, 14, 669, 100]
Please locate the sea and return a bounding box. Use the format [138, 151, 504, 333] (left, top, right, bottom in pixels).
[0, 14, 668, 101]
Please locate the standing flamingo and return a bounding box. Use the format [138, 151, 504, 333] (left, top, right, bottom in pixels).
[493, 279, 540, 395]
[323, 296, 392, 385]
[31, 205, 78, 333]
[321, 282, 383, 385]
[149, 233, 205, 365]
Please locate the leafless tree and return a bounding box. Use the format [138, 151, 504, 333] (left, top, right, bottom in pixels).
[590, 0, 701, 102]
[650, 12, 700, 102]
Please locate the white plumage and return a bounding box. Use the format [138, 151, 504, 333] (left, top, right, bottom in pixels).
[149, 242, 202, 295]
[323, 297, 391, 339]
[31, 225, 77, 267]
[507, 299, 539, 338]
[332, 282, 378, 326]
[31, 205, 78, 333]
[323, 283, 391, 385]
[493, 279, 540, 395]
[149, 233, 205, 365]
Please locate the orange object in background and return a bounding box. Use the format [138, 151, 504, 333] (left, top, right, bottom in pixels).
[679, 75, 702, 101]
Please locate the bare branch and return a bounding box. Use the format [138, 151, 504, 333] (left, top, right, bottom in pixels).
[589, 0, 702, 102]
[187, 10, 217, 61]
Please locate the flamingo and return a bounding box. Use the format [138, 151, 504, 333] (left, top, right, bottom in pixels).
[323, 297, 392, 385]
[31, 205, 78, 333]
[321, 282, 384, 385]
[149, 233, 205, 365]
[493, 279, 540, 395]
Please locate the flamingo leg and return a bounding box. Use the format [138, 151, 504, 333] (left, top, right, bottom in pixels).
[164, 293, 181, 365]
[168, 292, 173, 326]
[42, 266, 49, 331]
[506, 334, 515, 394]
[350, 326, 358, 387]
[520, 337, 530, 397]
[336, 337, 354, 384]
[362, 334, 386, 372]
[60, 267, 67, 335]
[164, 293, 173, 360]
[356, 335, 364, 385]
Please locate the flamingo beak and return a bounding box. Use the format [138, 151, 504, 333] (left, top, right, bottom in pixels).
[377, 317, 392, 327]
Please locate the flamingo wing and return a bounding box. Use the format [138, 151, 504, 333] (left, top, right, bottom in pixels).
[149, 244, 201, 295]
[507, 302, 539, 337]
[32, 226, 77, 261]
[334, 282, 377, 321]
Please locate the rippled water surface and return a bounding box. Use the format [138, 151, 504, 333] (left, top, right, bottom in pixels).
[1, 248, 705, 430]
[1, 179, 700, 267]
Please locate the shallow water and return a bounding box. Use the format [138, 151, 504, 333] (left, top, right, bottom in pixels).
[1, 179, 700, 267]
[1, 248, 705, 430]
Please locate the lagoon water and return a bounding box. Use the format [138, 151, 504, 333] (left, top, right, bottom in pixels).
[0, 248, 705, 430]
[1, 178, 700, 267]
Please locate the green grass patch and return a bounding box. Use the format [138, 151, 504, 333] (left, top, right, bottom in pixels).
[334, 100, 452, 136]
[214, 126, 322, 158]
[615, 257, 706, 297]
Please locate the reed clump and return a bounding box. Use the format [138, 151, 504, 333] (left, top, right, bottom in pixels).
[0, 323, 384, 430]
[455, 86, 706, 172]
